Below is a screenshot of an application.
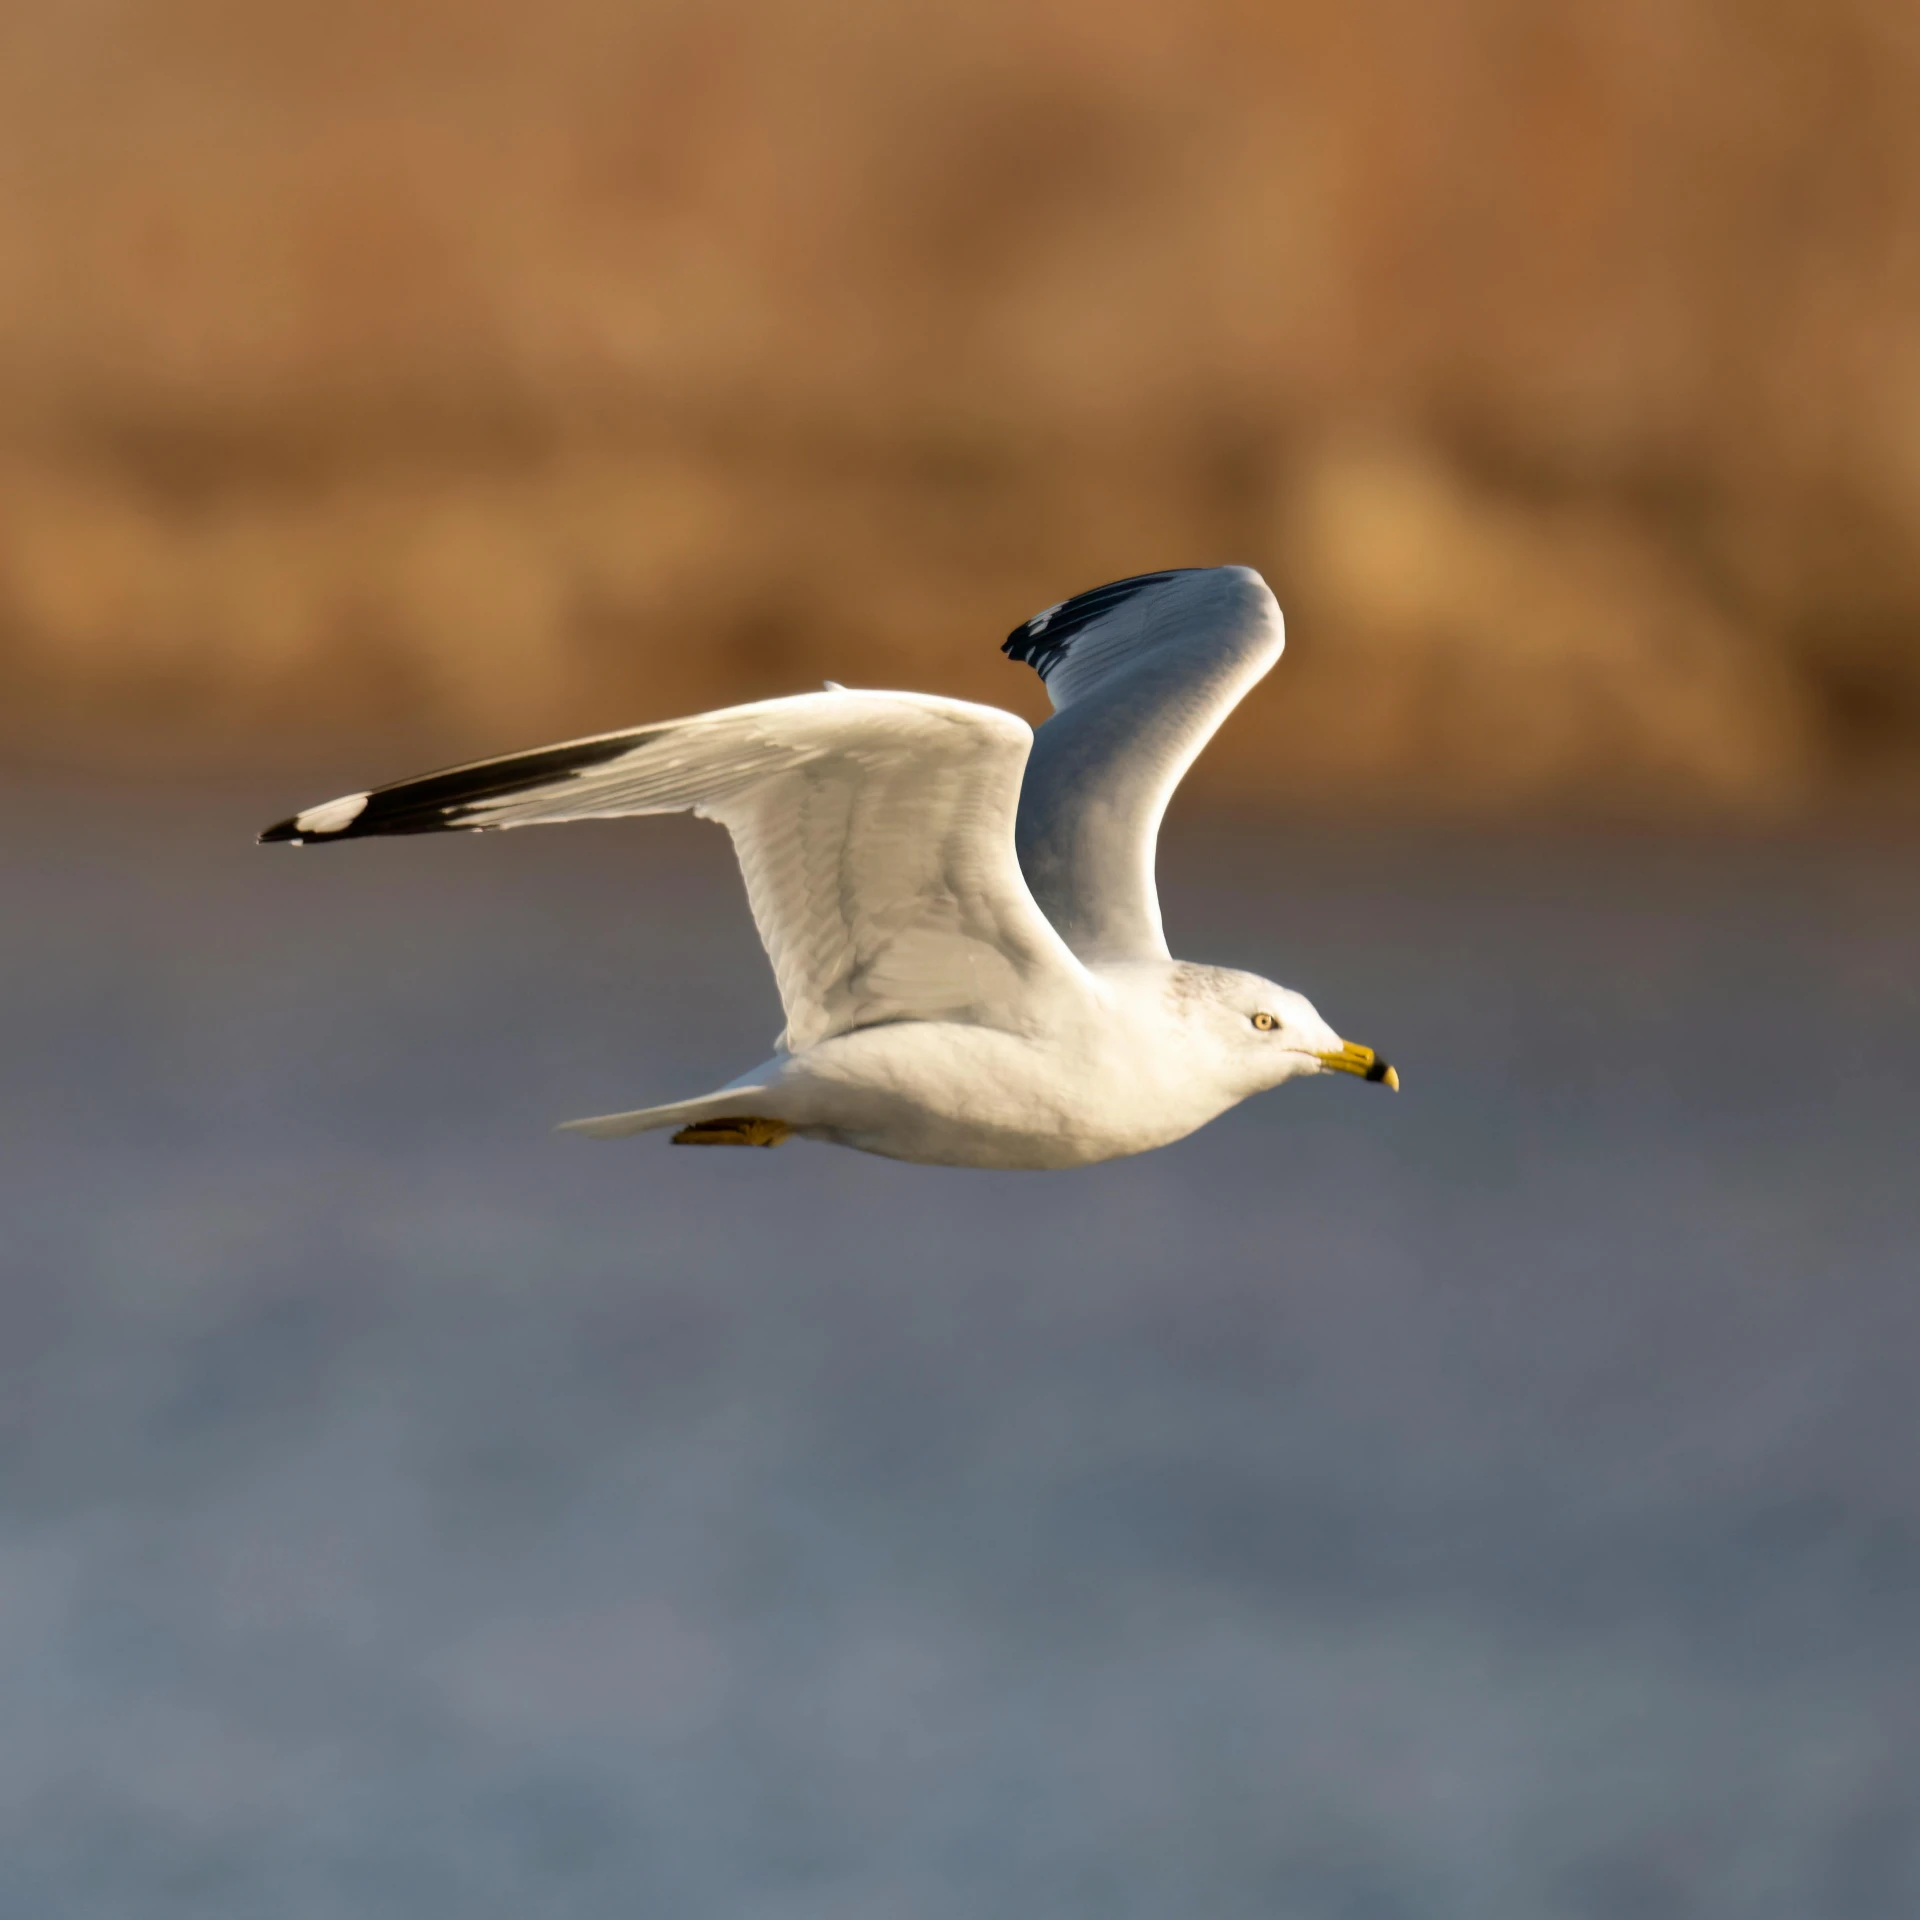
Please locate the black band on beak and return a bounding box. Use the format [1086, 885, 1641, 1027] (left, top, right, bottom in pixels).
[1364, 1059, 1394, 1084]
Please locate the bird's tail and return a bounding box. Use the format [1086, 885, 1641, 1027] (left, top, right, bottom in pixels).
[558, 1082, 779, 1141]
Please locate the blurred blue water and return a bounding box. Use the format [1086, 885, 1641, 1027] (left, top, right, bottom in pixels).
[2, 780, 1917, 1919]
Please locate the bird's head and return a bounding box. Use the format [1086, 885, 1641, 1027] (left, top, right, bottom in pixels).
[1175, 966, 1399, 1101]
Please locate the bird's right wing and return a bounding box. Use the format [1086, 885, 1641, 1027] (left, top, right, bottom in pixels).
[261, 691, 1088, 1052]
[1004, 565, 1284, 964]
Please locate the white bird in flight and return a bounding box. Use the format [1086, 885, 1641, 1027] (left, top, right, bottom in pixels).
[262, 565, 1397, 1167]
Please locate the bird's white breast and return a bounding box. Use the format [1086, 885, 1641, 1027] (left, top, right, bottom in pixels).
[768, 966, 1238, 1169]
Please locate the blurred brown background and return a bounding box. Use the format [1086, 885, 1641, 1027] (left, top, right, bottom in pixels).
[3, 0, 1918, 813]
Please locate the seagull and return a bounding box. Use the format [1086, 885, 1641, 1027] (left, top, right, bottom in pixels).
[261, 565, 1396, 1167]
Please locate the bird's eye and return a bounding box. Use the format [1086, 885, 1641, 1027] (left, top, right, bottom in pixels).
[1252, 1011, 1277, 1032]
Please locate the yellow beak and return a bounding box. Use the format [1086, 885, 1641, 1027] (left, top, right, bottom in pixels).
[1316, 1040, 1400, 1091]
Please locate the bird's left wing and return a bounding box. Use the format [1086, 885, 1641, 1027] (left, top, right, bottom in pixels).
[1004, 565, 1284, 964]
[261, 691, 1088, 1052]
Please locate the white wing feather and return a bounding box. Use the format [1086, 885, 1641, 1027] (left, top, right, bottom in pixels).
[264, 691, 1087, 1052]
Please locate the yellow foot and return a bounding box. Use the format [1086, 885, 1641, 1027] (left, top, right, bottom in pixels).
[671, 1116, 791, 1148]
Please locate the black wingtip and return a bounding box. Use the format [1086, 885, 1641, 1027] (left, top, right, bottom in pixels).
[255, 731, 653, 851]
[1003, 569, 1186, 680]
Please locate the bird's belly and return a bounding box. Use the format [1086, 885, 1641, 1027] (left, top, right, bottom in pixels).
[776, 1023, 1218, 1170]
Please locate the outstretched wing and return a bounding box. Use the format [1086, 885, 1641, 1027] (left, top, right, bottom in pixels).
[1003, 565, 1284, 964]
[261, 691, 1086, 1051]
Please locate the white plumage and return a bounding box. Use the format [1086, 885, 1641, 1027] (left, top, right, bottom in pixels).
[262, 565, 1396, 1167]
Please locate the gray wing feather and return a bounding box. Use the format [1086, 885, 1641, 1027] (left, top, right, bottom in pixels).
[1004, 565, 1284, 963]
